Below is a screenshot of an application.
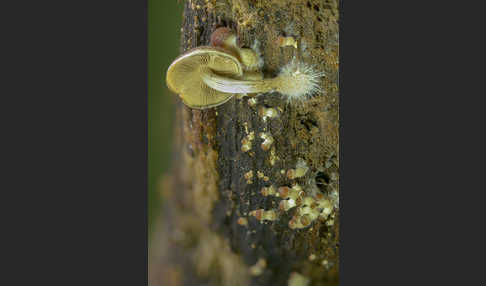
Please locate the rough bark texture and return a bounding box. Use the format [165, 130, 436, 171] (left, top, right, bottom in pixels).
[149, 0, 339, 285]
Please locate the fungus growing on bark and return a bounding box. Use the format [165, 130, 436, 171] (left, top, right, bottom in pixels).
[287, 159, 309, 179]
[261, 185, 276, 196]
[259, 132, 274, 151]
[277, 36, 298, 49]
[166, 46, 243, 109]
[258, 106, 278, 122]
[241, 131, 255, 152]
[209, 29, 322, 102]
[244, 170, 254, 184]
[201, 57, 323, 103]
[166, 28, 324, 109]
[210, 27, 262, 72]
[249, 209, 277, 222]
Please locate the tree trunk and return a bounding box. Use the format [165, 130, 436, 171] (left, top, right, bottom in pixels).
[149, 0, 339, 285]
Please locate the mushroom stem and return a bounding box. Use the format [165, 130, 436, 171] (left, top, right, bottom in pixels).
[202, 69, 276, 95]
[201, 58, 324, 102]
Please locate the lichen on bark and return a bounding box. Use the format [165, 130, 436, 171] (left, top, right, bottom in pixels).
[149, 1, 339, 285]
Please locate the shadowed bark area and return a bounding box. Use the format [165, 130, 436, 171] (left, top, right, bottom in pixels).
[149, 0, 339, 285]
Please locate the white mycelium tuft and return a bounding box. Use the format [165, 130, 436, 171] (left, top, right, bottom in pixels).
[275, 58, 324, 104]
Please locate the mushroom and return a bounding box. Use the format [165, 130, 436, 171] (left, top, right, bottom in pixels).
[166, 29, 324, 109]
[166, 46, 244, 109]
[210, 27, 262, 73]
[200, 58, 323, 104]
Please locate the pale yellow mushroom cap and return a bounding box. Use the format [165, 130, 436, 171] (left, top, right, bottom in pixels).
[166, 46, 243, 109]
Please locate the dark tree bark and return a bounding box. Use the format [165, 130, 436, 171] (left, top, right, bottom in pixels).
[149, 0, 339, 285]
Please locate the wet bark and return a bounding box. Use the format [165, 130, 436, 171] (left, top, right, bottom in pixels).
[149, 1, 339, 285]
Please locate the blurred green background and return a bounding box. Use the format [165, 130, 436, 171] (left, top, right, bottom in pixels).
[148, 0, 184, 234]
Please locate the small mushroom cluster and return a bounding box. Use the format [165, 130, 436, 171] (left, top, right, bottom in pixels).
[259, 183, 334, 229]
[259, 132, 274, 151]
[166, 27, 323, 109]
[241, 131, 255, 152]
[288, 192, 334, 230]
[258, 106, 278, 122]
[287, 159, 309, 179]
[249, 209, 278, 222]
[252, 160, 335, 229]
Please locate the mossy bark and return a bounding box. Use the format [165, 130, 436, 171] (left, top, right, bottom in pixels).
[149, 1, 339, 285]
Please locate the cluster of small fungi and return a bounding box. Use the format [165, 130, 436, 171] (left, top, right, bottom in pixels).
[250, 159, 336, 230]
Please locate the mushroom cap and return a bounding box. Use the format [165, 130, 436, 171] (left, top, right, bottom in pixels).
[166, 46, 243, 109]
[210, 27, 236, 48]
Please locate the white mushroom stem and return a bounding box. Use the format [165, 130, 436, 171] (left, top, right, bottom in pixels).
[201, 59, 324, 102]
[202, 69, 274, 94]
